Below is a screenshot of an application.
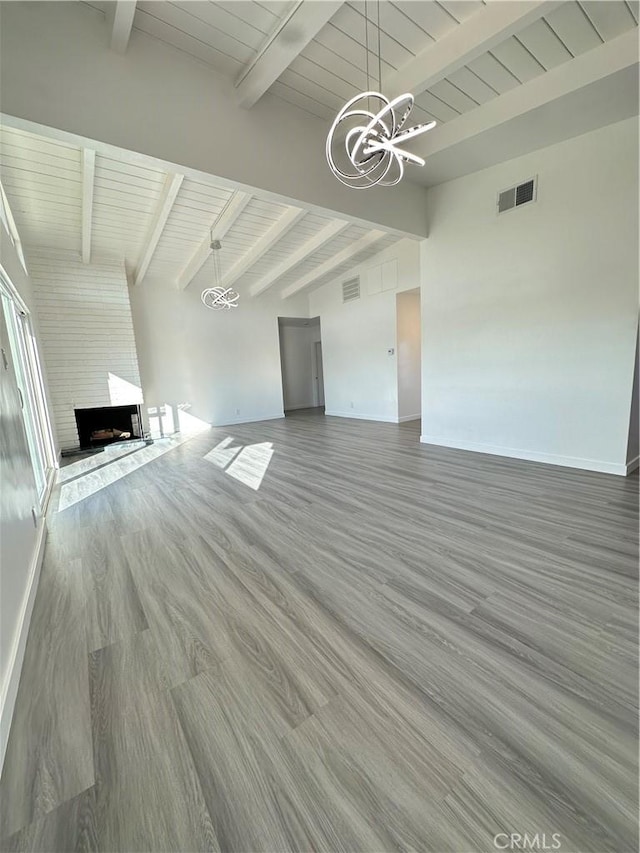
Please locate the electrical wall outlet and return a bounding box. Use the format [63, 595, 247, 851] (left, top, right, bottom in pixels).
[387, 348, 395, 356]
[235, 408, 240, 415]
[350, 401, 354, 409]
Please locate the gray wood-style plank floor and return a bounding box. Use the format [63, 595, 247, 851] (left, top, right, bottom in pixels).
[1, 410, 638, 852]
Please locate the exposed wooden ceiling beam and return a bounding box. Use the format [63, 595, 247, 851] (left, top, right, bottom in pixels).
[414, 28, 640, 165]
[81, 148, 95, 265]
[219, 206, 306, 291]
[235, 0, 344, 108]
[110, 1, 137, 54]
[386, 0, 563, 99]
[250, 219, 350, 297]
[281, 230, 387, 299]
[133, 172, 183, 287]
[177, 191, 251, 291]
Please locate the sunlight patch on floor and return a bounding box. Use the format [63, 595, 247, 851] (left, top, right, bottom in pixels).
[58, 437, 181, 511]
[58, 441, 144, 484]
[58, 402, 211, 510]
[57, 432, 202, 512]
[227, 442, 274, 490]
[204, 436, 243, 468]
[204, 437, 274, 490]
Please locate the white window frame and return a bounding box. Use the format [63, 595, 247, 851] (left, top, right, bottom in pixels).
[0, 266, 57, 509]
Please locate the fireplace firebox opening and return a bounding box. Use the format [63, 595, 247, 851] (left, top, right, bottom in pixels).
[74, 404, 144, 450]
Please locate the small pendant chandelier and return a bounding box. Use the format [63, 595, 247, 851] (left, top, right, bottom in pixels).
[326, 1, 436, 189]
[201, 238, 239, 310]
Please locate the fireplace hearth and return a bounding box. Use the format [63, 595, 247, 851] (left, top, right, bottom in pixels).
[74, 404, 144, 450]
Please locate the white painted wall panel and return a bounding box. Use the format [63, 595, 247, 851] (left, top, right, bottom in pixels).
[129, 273, 310, 428]
[308, 239, 421, 423]
[421, 118, 639, 474]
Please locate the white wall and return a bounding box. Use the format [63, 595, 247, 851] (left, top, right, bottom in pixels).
[0, 230, 46, 770]
[626, 329, 638, 469]
[279, 321, 319, 411]
[130, 275, 309, 428]
[29, 252, 142, 450]
[308, 239, 420, 423]
[421, 117, 639, 475]
[396, 289, 421, 422]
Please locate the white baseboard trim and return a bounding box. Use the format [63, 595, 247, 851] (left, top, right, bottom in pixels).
[419, 435, 631, 476]
[626, 455, 639, 474]
[398, 414, 421, 423]
[0, 517, 48, 772]
[325, 411, 399, 424]
[215, 412, 285, 427]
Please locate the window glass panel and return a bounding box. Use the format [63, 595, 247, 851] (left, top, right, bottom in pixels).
[0, 290, 54, 505]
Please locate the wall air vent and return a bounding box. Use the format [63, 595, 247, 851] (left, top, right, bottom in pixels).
[497, 176, 537, 214]
[342, 276, 360, 303]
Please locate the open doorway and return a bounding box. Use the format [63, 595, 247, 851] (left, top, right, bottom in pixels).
[396, 289, 421, 425]
[278, 317, 324, 414]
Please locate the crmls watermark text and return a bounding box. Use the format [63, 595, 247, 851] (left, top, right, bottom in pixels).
[493, 832, 562, 850]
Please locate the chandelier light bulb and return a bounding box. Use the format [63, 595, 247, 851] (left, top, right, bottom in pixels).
[201, 286, 239, 310]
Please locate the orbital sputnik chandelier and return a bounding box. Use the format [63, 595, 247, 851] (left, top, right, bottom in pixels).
[326, 1, 436, 189]
[201, 238, 239, 310]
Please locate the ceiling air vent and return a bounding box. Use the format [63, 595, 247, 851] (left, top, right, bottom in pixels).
[497, 176, 537, 214]
[342, 276, 360, 303]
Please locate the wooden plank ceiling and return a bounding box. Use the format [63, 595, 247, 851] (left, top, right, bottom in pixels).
[3, 1, 638, 297]
[0, 124, 400, 299]
[83, 0, 639, 122]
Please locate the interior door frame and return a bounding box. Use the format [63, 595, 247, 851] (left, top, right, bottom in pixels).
[313, 339, 325, 408]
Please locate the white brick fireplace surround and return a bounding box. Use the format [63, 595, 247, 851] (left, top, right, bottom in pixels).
[29, 252, 143, 452]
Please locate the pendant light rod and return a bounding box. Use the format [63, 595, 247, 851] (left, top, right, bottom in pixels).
[377, 0, 382, 91]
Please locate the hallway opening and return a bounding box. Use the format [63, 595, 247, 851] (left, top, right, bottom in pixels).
[278, 317, 324, 414]
[396, 288, 421, 425]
